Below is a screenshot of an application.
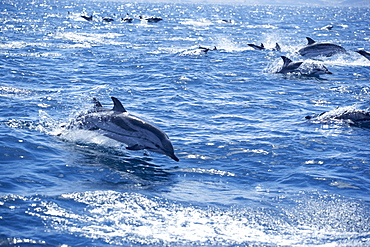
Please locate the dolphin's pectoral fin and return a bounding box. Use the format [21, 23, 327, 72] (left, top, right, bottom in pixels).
[126, 144, 143, 150]
[111, 97, 127, 113]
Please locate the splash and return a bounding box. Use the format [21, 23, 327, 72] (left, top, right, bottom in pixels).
[27, 191, 370, 246]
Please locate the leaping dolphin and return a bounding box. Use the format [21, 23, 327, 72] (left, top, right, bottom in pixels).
[276, 56, 332, 76]
[298, 37, 347, 58]
[67, 97, 179, 161]
[356, 50, 370, 61]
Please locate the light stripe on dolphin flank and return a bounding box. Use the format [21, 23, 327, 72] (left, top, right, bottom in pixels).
[126, 116, 170, 140]
[111, 116, 138, 132]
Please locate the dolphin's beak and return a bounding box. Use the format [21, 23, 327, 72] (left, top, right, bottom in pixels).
[167, 152, 179, 162]
[327, 71, 333, 74]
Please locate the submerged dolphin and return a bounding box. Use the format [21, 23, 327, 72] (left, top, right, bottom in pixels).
[306, 107, 370, 127]
[356, 50, 370, 61]
[276, 56, 332, 76]
[67, 97, 179, 161]
[298, 37, 347, 58]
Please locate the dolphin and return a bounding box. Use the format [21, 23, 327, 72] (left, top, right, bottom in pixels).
[248, 43, 281, 51]
[102, 17, 114, 22]
[356, 50, 370, 61]
[272, 43, 281, 51]
[81, 15, 93, 21]
[139, 16, 162, 23]
[306, 107, 370, 127]
[67, 97, 179, 161]
[122, 17, 133, 23]
[248, 43, 265, 50]
[298, 37, 347, 58]
[321, 25, 334, 30]
[198, 46, 217, 54]
[276, 56, 332, 76]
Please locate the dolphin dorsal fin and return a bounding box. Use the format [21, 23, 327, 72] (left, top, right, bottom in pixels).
[306, 37, 316, 45]
[275, 43, 281, 51]
[93, 98, 103, 108]
[111, 97, 127, 112]
[261, 43, 264, 48]
[281, 56, 292, 67]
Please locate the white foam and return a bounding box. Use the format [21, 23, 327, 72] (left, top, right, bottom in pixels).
[28, 191, 370, 246]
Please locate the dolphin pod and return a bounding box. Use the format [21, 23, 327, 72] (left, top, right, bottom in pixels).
[79, 13, 162, 23]
[67, 97, 179, 161]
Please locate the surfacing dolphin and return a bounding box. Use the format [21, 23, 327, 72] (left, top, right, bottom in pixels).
[276, 56, 332, 76]
[81, 15, 93, 21]
[305, 107, 370, 128]
[198, 46, 217, 54]
[247, 43, 281, 51]
[356, 50, 370, 61]
[139, 16, 162, 23]
[67, 97, 179, 161]
[248, 43, 265, 50]
[298, 37, 347, 58]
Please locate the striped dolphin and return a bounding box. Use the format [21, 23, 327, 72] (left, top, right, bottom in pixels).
[298, 37, 347, 58]
[68, 97, 179, 161]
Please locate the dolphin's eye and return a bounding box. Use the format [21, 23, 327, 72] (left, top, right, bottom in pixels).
[155, 144, 161, 148]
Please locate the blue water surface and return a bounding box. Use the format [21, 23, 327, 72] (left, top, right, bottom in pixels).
[1, 0, 370, 246]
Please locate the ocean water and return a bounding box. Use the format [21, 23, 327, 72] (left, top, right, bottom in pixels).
[1, 0, 370, 246]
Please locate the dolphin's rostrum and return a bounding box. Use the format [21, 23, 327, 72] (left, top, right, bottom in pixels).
[68, 97, 179, 161]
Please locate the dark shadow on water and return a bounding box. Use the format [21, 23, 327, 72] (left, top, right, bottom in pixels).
[63, 141, 174, 191]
